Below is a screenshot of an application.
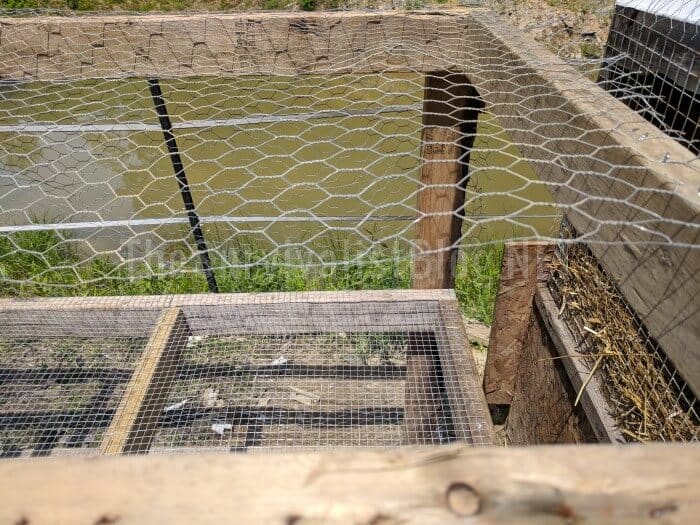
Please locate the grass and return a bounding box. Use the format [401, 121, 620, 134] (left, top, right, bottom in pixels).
[0, 229, 504, 324]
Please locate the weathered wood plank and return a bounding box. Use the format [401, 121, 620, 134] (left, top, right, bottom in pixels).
[100, 307, 189, 454]
[0, 444, 698, 524]
[403, 331, 446, 444]
[483, 242, 554, 406]
[437, 299, 496, 445]
[534, 284, 624, 443]
[466, 11, 700, 395]
[0, 290, 451, 337]
[505, 302, 597, 445]
[0, 11, 466, 79]
[413, 71, 482, 289]
[0, 289, 455, 310]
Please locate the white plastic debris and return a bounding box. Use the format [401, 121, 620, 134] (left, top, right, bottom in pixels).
[269, 355, 288, 366]
[202, 388, 224, 408]
[211, 423, 233, 436]
[163, 398, 189, 413]
[186, 335, 204, 348]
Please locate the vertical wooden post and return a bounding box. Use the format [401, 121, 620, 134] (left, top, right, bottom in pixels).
[482, 242, 554, 421]
[413, 71, 483, 289]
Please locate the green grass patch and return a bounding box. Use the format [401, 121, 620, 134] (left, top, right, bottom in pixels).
[0, 229, 503, 324]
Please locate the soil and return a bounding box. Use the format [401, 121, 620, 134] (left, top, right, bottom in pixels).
[0, 336, 146, 456]
[152, 333, 409, 450]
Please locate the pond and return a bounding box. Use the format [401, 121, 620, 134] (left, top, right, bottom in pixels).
[0, 74, 560, 265]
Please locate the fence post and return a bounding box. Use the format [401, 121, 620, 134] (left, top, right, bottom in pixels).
[148, 79, 219, 293]
[413, 71, 483, 289]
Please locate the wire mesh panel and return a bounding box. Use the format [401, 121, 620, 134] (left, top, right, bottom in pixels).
[0, 307, 162, 457]
[0, 291, 493, 457]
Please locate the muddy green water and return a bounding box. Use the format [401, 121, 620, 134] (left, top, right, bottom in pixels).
[0, 75, 559, 260]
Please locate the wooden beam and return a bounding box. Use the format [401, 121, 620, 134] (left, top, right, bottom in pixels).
[100, 307, 189, 454]
[534, 285, 624, 443]
[0, 289, 450, 337]
[483, 242, 554, 407]
[505, 301, 597, 445]
[437, 299, 496, 445]
[413, 71, 483, 289]
[403, 331, 446, 444]
[0, 11, 467, 80]
[0, 444, 698, 524]
[465, 11, 700, 395]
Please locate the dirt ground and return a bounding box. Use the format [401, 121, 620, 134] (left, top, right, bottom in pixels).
[491, 0, 614, 60]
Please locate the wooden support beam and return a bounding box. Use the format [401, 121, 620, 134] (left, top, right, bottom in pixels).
[403, 331, 446, 444]
[0, 290, 449, 337]
[100, 307, 189, 454]
[0, 11, 465, 80]
[534, 284, 624, 443]
[505, 300, 597, 445]
[0, 444, 698, 524]
[483, 242, 554, 410]
[437, 299, 496, 445]
[413, 70, 483, 289]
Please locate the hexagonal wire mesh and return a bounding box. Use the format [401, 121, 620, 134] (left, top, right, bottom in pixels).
[0, 3, 698, 455]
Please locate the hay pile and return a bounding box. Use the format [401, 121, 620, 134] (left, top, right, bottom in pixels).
[550, 243, 698, 442]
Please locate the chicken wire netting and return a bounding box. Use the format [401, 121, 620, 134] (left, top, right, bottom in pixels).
[0, 293, 493, 457]
[0, 4, 697, 292]
[0, 3, 698, 454]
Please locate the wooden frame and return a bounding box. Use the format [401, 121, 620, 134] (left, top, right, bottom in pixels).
[1, 9, 696, 392]
[0, 443, 698, 524]
[0, 289, 495, 454]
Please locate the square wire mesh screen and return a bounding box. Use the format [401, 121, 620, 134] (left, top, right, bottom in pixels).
[0, 291, 493, 457]
[0, 307, 162, 458]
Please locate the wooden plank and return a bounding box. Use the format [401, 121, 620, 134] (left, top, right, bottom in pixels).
[0, 290, 452, 337]
[100, 307, 189, 454]
[413, 71, 483, 289]
[0, 11, 467, 80]
[437, 299, 496, 445]
[465, 11, 700, 395]
[403, 331, 446, 445]
[0, 444, 698, 524]
[0, 289, 455, 310]
[534, 284, 624, 443]
[483, 242, 554, 407]
[505, 303, 597, 445]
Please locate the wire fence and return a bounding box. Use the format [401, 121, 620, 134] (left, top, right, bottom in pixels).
[0, 3, 698, 454]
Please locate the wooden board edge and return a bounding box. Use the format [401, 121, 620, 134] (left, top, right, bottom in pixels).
[100, 307, 190, 454]
[483, 242, 555, 406]
[437, 299, 496, 445]
[0, 289, 457, 310]
[1, 443, 698, 524]
[534, 284, 624, 443]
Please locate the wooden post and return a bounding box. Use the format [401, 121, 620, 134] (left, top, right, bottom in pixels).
[100, 307, 190, 454]
[505, 300, 597, 445]
[403, 331, 446, 444]
[413, 71, 483, 289]
[482, 242, 554, 420]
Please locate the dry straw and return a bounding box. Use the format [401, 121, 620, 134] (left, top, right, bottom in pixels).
[551, 243, 698, 442]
